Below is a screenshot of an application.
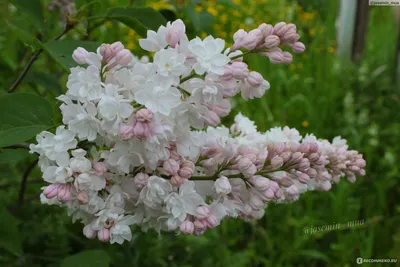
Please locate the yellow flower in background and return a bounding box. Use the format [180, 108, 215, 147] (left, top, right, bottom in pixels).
[207, 6, 218, 16]
[302, 121, 309, 128]
[195, 5, 202, 13]
[220, 14, 228, 24]
[328, 47, 336, 54]
[309, 28, 316, 37]
[149, 1, 173, 11]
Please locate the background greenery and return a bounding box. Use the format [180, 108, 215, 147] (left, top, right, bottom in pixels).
[0, 0, 399, 266]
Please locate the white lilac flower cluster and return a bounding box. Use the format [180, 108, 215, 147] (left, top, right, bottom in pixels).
[30, 19, 365, 244]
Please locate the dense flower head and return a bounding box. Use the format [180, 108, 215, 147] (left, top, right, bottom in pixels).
[30, 19, 365, 244]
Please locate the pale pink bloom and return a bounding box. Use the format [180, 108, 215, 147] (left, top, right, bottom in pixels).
[180, 220, 194, 234]
[98, 228, 110, 242]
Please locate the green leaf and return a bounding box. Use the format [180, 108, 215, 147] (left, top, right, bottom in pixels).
[185, 6, 213, 33]
[26, 71, 63, 94]
[95, 7, 167, 36]
[60, 250, 110, 267]
[9, 0, 44, 32]
[0, 93, 53, 148]
[6, 22, 42, 51]
[0, 149, 29, 165]
[42, 40, 101, 71]
[0, 206, 22, 257]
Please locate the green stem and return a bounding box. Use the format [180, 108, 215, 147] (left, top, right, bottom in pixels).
[180, 72, 198, 84]
[177, 86, 191, 97]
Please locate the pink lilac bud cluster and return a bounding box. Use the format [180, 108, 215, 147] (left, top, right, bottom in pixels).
[233, 22, 306, 64]
[30, 19, 365, 244]
[46, 0, 76, 21]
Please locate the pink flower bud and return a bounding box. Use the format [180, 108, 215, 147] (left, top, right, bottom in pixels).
[246, 71, 264, 87]
[249, 194, 264, 209]
[241, 29, 262, 50]
[250, 209, 265, 219]
[120, 124, 134, 140]
[258, 23, 274, 37]
[214, 176, 232, 195]
[203, 109, 221, 127]
[169, 148, 181, 161]
[209, 99, 231, 117]
[167, 19, 185, 48]
[264, 35, 280, 49]
[282, 33, 300, 43]
[163, 159, 180, 175]
[347, 174, 356, 183]
[298, 173, 310, 184]
[270, 156, 284, 169]
[274, 22, 289, 36]
[72, 47, 89, 65]
[308, 153, 320, 162]
[99, 44, 113, 62]
[77, 191, 88, 204]
[297, 158, 310, 171]
[290, 152, 303, 163]
[231, 61, 249, 80]
[280, 176, 294, 187]
[83, 224, 97, 239]
[43, 183, 61, 199]
[194, 219, 207, 231]
[57, 184, 71, 203]
[282, 51, 293, 64]
[110, 41, 124, 54]
[309, 142, 319, 153]
[178, 161, 195, 179]
[196, 206, 210, 219]
[178, 166, 193, 179]
[206, 215, 218, 228]
[233, 29, 247, 50]
[194, 228, 206, 236]
[298, 143, 310, 153]
[268, 50, 284, 64]
[292, 42, 306, 53]
[93, 161, 107, 176]
[307, 168, 317, 178]
[180, 220, 194, 234]
[116, 49, 133, 66]
[135, 108, 153, 123]
[170, 175, 186, 186]
[221, 65, 234, 81]
[237, 158, 252, 171]
[262, 188, 275, 199]
[98, 227, 110, 242]
[286, 23, 297, 33]
[251, 176, 270, 191]
[134, 172, 149, 189]
[133, 121, 150, 140]
[355, 159, 366, 168]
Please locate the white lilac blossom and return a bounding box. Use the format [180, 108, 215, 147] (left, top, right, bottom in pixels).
[30, 20, 366, 244]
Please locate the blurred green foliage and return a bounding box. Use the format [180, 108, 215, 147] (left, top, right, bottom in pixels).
[0, 0, 399, 266]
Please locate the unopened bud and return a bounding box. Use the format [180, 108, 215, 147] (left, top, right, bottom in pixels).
[72, 47, 89, 65]
[134, 172, 149, 189]
[264, 35, 280, 49]
[97, 227, 110, 242]
[93, 161, 107, 176]
[43, 183, 61, 199]
[136, 108, 153, 123]
[116, 49, 133, 66]
[292, 42, 306, 53]
[180, 220, 194, 234]
[83, 224, 97, 239]
[57, 184, 71, 203]
[77, 191, 88, 204]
